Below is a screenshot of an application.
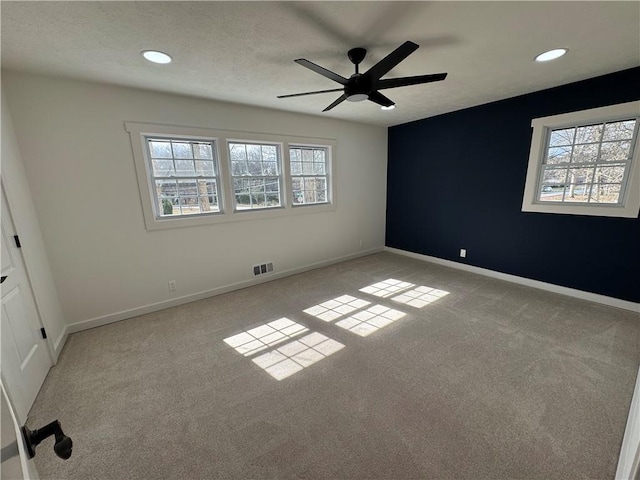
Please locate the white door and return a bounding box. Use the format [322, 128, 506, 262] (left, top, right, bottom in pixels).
[1, 187, 51, 424]
[2, 382, 41, 480]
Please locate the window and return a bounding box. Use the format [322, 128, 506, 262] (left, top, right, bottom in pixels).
[289, 146, 329, 206]
[146, 137, 221, 217]
[229, 142, 282, 210]
[125, 122, 336, 230]
[522, 101, 640, 218]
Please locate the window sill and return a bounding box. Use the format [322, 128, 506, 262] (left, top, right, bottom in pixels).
[145, 202, 336, 231]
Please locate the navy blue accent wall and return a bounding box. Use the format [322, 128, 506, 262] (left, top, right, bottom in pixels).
[386, 68, 640, 302]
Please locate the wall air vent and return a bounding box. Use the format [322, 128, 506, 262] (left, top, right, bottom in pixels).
[252, 262, 274, 277]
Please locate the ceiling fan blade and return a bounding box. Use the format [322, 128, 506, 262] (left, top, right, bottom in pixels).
[322, 94, 348, 112]
[377, 73, 448, 90]
[367, 91, 395, 108]
[295, 59, 348, 85]
[277, 88, 344, 99]
[364, 41, 419, 80]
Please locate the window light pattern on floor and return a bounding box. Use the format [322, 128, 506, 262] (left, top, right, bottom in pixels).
[304, 294, 407, 337]
[252, 332, 344, 380]
[303, 295, 370, 322]
[392, 286, 449, 308]
[223, 318, 308, 357]
[335, 305, 406, 337]
[360, 279, 450, 309]
[359, 279, 415, 298]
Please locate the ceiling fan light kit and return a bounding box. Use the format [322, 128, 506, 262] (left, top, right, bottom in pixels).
[278, 41, 447, 112]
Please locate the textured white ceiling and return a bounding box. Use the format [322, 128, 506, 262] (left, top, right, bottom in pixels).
[2, 1, 639, 127]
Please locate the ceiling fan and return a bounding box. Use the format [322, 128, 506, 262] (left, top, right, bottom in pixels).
[278, 41, 447, 112]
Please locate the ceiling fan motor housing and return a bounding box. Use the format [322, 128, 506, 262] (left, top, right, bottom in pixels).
[345, 74, 372, 101]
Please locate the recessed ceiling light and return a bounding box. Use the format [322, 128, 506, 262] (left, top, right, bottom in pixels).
[141, 50, 172, 64]
[381, 105, 396, 111]
[535, 48, 568, 62]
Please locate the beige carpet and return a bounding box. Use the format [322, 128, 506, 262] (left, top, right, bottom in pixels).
[28, 252, 639, 479]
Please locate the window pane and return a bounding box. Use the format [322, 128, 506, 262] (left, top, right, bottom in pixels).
[193, 143, 213, 159]
[538, 185, 564, 202]
[172, 142, 193, 159]
[262, 145, 277, 162]
[248, 160, 262, 175]
[179, 196, 200, 215]
[247, 144, 262, 162]
[590, 184, 621, 203]
[571, 143, 598, 163]
[263, 161, 278, 175]
[177, 180, 197, 196]
[155, 179, 177, 198]
[149, 141, 172, 158]
[567, 167, 594, 185]
[549, 128, 575, 147]
[546, 146, 572, 164]
[195, 160, 214, 176]
[229, 144, 247, 162]
[265, 178, 280, 193]
[542, 167, 567, 185]
[595, 165, 625, 183]
[158, 197, 179, 216]
[314, 162, 326, 175]
[232, 160, 248, 176]
[600, 141, 631, 161]
[152, 159, 175, 176]
[234, 177, 249, 193]
[302, 149, 313, 162]
[293, 190, 303, 204]
[199, 195, 219, 213]
[290, 148, 301, 162]
[197, 180, 217, 195]
[563, 184, 590, 203]
[175, 160, 195, 176]
[302, 162, 314, 174]
[575, 124, 603, 144]
[603, 120, 636, 141]
[291, 161, 302, 175]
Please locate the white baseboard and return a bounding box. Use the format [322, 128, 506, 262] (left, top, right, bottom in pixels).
[616, 367, 640, 480]
[385, 247, 640, 313]
[51, 329, 68, 363]
[66, 247, 383, 335]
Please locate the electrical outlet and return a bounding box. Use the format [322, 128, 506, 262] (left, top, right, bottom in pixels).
[460, 249, 467, 258]
[168, 280, 177, 291]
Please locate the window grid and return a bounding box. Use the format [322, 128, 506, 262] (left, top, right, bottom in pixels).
[229, 142, 282, 211]
[289, 146, 329, 206]
[146, 137, 221, 218]
[538, 118, 638, 205]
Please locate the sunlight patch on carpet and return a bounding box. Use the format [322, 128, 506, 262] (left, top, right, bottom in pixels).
[223, 318, 308, 356]
[252, 332, 344, 380]
[335, 304, 406, 337]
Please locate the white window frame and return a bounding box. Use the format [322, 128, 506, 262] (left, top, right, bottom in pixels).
[289, 144, 332, 207]
[522, 101, 640, 218]
[144, 135, 224, 218]
[125, 122, 336, 230]
[227, 140, 284, 212]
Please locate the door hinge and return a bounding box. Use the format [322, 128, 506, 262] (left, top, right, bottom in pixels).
[40, 328, 47, 339]
[14, 235, 21, 248]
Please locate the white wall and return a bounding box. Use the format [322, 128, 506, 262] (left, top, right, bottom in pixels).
[1, 87, 67, 358]
[2, 71, 387, 330]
